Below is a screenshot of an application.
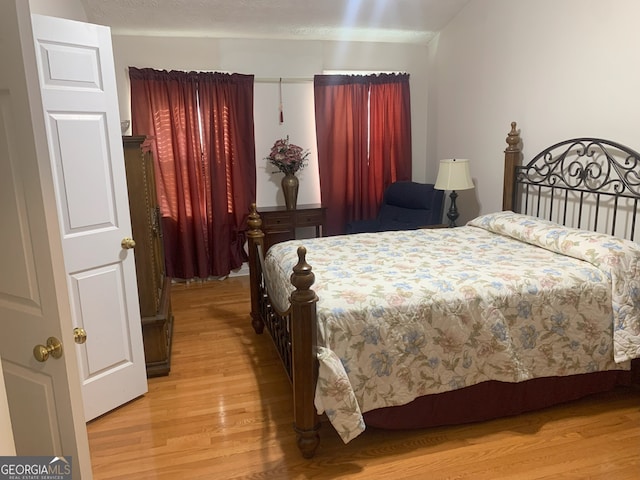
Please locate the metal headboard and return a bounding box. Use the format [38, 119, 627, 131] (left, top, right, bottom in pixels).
[512, 138, 640, 241]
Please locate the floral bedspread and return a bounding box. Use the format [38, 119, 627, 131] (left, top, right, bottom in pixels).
[263, 211, 640, 443]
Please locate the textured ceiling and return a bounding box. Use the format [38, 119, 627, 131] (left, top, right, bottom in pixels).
[81, 0, 470, 43]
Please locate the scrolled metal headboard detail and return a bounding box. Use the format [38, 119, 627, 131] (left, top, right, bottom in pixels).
[517, 138, 640, 196]
[513, 137, 640, 240]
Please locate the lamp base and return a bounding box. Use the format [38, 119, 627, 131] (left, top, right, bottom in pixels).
[446, 190, 459, 228]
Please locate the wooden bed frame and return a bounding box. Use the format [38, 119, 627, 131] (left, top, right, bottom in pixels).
[247, 122, 640, 458]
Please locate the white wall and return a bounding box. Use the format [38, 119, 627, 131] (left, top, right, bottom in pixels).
[110, 36, 432, 208]
[29, 0, 86, 21]
[254, 80, 320, 207]
[431, 0, 640, 224]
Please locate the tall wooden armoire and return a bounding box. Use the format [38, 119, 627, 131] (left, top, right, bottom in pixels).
[122, 136, 173, 377]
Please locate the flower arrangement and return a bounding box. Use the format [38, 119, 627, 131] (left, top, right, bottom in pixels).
[266, 136, 309, 175]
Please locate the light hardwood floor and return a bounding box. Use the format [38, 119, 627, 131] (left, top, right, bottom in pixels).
[87, 275, 640, 479]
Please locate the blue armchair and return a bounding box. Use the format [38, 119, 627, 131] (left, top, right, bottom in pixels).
[345, 181, 445, 234]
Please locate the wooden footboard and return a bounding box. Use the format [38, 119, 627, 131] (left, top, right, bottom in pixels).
[247, 204, 321, 458]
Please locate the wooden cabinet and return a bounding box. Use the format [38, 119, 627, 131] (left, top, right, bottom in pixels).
[259, 204, 326, 251]
[122, 136, 173, 377]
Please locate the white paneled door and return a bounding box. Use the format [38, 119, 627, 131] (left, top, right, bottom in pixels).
[0, 2, 146, 476]
[0, 1, 92, 476]
[30, 14, 147, 422]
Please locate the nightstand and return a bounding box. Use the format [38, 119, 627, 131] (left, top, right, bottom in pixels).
[258, 204, 326, 251]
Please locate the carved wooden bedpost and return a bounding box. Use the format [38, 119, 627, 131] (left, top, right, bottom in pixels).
[503, 121, 522, 212]
[290, 246, 321, 458]
[247, 203, 265, 334]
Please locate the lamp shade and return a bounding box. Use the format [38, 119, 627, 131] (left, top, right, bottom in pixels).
[434, 158, 474, 191]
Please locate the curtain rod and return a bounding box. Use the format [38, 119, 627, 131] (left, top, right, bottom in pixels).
[254, 71, 407, 84]
[254, 77, 314, 84]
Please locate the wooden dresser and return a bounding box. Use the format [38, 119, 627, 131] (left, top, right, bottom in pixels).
[258, 204, 326, 252]
[122, 136, 173, 377]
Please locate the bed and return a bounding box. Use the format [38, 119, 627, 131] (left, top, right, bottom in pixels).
[246, 122, 640, 458]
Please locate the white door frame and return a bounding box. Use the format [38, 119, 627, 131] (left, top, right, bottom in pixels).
[0, 358, 16, 456]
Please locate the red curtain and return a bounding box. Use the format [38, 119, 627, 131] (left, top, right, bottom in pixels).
[314, 74, 412, 236]
[197, 72, 256, 275]
[129, 67, 256, 279]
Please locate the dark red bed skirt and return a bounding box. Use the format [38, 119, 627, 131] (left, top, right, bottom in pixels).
[363, 359, 640, 430]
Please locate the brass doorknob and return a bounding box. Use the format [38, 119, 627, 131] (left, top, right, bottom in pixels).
[121, 237, 136, 249]
[73, 327, 87, 344]
[33, 337, 63, 362]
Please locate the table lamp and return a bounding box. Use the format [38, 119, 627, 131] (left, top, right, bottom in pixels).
[434, 158, 474, 227]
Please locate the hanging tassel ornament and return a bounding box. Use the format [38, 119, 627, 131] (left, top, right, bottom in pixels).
[278, 77, 284, 124]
